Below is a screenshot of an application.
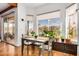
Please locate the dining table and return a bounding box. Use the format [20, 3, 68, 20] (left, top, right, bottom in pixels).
[21, 37, 49, 56]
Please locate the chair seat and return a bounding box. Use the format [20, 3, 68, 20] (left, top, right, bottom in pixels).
[24, 41, 32, 45]
[40, 45, 52, 51]
[34, 42, 42, 46]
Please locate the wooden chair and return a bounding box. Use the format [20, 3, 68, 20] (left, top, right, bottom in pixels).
[39, 38, 53, 56]
[22, 34, 32, 56]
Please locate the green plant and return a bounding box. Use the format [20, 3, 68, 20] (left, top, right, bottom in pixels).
[61, 35, 65, 42]
[43, 31, 56, 38]
[31, 31, 36, 36]
[48, 31, 55, 37]
[43, 30, 48, 37]
[43, 30, 48, 34]
[61, 35, 64, 39]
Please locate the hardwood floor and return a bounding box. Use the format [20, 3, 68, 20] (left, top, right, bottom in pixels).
[0, 42, 74, 56]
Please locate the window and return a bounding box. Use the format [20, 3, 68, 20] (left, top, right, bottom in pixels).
[38, 19, 48, 36]
[29, 21, 33, 35]
[49, 18, 62, 38]
[26, 16, 33, 36]
[37, 11, 61, 38]
[66, 4, 77, 41]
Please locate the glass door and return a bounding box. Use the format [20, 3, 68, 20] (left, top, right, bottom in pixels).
[3, 12, 15, 45]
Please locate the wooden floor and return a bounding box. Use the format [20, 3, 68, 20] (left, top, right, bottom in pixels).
[0, 42, 74, 56]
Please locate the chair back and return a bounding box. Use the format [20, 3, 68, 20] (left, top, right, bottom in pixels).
[48, 37, 53, 50]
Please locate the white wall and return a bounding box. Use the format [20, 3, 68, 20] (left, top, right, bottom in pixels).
[0, 16, 1, 37]
[16, 3, 27, 46]
[0, 17, 3, 41]
[77, 3, 79, 56]
[27, 8, 35, 15]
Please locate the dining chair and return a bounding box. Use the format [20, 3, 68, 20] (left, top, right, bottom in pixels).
[39, 37, 53, 56]
[22, 34, 32, 55]
[31, 40, 43, 55]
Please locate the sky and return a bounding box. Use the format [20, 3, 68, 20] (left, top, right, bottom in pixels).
[38, 17, 62, 26]
[38, 19, 48, 25]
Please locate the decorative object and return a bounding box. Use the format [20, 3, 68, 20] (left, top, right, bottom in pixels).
[31, 31, 37, 39]
[61, 35, 65, 42]
[21, 19, 24, 21]
[66, 39, 71, 43]
[43, 31, 56, 41]
[55, 38, 59, 42]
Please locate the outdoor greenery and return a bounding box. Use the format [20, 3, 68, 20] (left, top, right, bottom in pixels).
[43, 30, 57, 38]
[61, 35, 65, 39]
[69, 27, 76, 39]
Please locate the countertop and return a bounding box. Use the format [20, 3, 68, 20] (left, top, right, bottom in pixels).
[54, 40, 78, 45]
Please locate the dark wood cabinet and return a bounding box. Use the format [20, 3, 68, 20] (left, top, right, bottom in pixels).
[52, 42, 77, 55]
[64, 43, 77, 55]
[53, 42, 65, 52]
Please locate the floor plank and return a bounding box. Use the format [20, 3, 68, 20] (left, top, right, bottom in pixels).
[0, 42, 74, 56]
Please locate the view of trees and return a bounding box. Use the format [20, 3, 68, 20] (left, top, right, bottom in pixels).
[38, 18, 61, 38]
[66, 4, 77, 41]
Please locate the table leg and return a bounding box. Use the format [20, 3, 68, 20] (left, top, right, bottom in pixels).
[22, 39, 24, 56]
[48, 51, 51, 56]
[31, 44, 35, 56]
[27, 45, 29, 56]
[39, 48, 41, 56]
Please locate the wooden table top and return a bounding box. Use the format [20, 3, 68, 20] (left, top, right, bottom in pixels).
[22, 37, 49, 43]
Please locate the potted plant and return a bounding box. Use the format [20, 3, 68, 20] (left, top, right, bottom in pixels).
[43, 30, 59, 42]
[31, 31, 35, 36]
[61, 35, 65, 42]
[66, 38, 71, 43]
[34, 35, 38, 39]
[55, 35, 59, 42]
[46, 31, 56, 41]
[31, 31, 37, 39]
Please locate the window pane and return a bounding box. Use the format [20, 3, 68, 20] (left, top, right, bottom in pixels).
[66, 4, 77, 42]
[38, 19, 48, 36]
[29, 21, 33, 35]
[37, 11, 61, 38]
[49, 17, 61, 38]
[26, 16, 33, 36]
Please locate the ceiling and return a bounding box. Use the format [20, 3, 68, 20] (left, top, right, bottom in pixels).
[24, 3, 71, 9]
[0, 3, 71, 12]
[0, 3, 17, 15]
[24, 3, 72, 15]
[0, 3, 9, 12]
[25, 3, 46, 9]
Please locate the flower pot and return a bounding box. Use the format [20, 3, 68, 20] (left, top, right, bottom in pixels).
[55, 38, 59, 42]
[66, 39, 71, 43]
[35, 36, 37, 39]
[61, 39, 64, 42]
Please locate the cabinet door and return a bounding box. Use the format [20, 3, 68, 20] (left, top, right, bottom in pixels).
[65, 44, 77, 55]
[53, 42, 65, 52]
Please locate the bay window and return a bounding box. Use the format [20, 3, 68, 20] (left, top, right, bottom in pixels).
[37, 11, 62, 38]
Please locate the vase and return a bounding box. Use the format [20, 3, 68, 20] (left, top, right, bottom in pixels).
[61, 39, 64, 42]
[35, 36, 37, 39]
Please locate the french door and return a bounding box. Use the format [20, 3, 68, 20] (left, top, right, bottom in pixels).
[3, 13, 15, 45]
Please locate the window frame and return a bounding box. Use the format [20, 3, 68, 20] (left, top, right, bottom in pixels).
[37, 10, 61, 37]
